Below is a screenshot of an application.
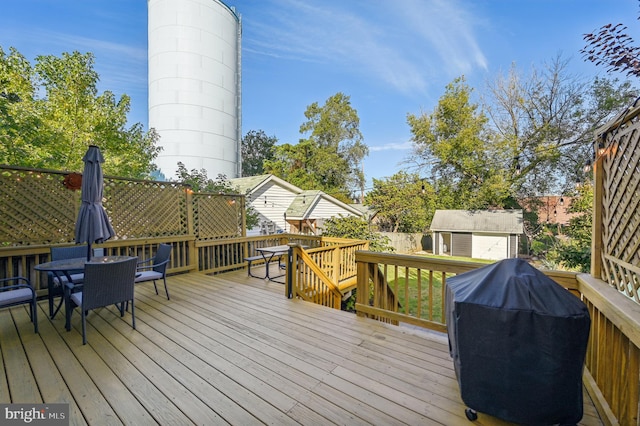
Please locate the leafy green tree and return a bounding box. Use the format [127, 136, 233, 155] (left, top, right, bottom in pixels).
[365, 171, 435, 233]
[175, 162, 234, 192]
[0, 47, 46, 165]
[175, 162, 259, 229]
[408, 76, 511, 209]
[0, 46, 160, 178]
[264, 92, 368, 202]
[241, 129, 277, 176]
[322, 215, 393, 253]
[546, 184, 593, 272]
[485, 57, 637, 197]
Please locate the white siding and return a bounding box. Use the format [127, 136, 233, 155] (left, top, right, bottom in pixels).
[307, 197, 359, 219]
[472, 233, 509, 260]
[249, 182, 297, 233]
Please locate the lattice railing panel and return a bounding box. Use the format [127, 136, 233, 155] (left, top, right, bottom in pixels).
[193, 193, 243, 240]
[0, 167, 80, 245]
[105, 179, 189, 239]
[597, 109, 640, 301]
[0, 166, 192, 246]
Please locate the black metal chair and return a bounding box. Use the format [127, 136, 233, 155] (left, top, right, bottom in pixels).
[48, 245, 88, 318]
[135, 244, 172, 300]
[0, 277, 38, 333]
[68, 257, 138, 345]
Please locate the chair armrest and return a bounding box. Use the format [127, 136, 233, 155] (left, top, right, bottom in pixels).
[136, 258, 170, 271]
[0, 277, 32, 287]
[0, 283, 34, 293]
[64, 282, 83, 291]
[137, 258, 154, 266]
[0, 277, 35, 295]
[153, 258, 171, 267]
[136, 264, 154, 271]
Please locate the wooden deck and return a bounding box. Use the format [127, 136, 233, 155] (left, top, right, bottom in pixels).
[1, 268, 603, 425]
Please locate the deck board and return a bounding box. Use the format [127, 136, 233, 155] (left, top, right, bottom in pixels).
[1, 270, 604, 425]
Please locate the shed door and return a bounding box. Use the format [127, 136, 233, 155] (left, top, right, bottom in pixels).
[472, 233, 508, 260]
[451, 233, 472, 257]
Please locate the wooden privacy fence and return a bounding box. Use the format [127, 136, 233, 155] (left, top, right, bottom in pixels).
[584, 102, 640, 426]
[0, 165, 246, 291]
[592, 105, 640, 298]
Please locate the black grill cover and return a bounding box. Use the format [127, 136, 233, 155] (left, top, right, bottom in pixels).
[445, 258, 590, 425]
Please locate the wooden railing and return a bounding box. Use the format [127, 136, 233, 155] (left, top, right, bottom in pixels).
[0, 233, 325, 296]
[195, 234, 323, 274]
[0, 236, 195, 297]
[288, 245, 343, 309]
[287, 239, 369, 309]
[577, 273, 640, 426]
[355, 251, 482, 332]
[354, 250, 640, 426]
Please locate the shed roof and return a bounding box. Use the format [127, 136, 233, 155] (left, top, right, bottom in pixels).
[430, 209, 524, 234]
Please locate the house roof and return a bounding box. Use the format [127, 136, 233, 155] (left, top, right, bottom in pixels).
[430, 209, 524, 234]
[285, 190, 364, 219]
[229, 174, 302, 195]
[230, 175, 364, 220]
[286, 190, 322, 218]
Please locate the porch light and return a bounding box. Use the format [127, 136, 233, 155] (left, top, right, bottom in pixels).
[583, 158, 592, 173]
[559, 197, 564, 206]
[597, 141, 606, 156]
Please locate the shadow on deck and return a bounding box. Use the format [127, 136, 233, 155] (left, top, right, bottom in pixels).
[1, 269, 602, 425]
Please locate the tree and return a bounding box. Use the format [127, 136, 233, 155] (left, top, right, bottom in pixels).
[484, 57, 637, 197]
[365, 171, 435, 233]
[175, 162, 234, 193]
[546, 183, 593, 272]
[241, 129, 277, 176]
[322, 215, 393, 253]
[407, 76, 511, 209]
[0, 47, 46, 166]
[264, 92, 368, 202]
[0, 46, 161, 178]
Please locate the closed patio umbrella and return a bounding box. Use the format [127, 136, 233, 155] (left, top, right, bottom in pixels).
[74, 145, 115, 260]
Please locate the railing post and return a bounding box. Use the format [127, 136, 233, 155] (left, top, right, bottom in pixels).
[356, 255, 367, 318]
[332, 245, 340, 286]
[591, 136, 604, 279]
[286, 245, 294, 299]
[185, 186, 198, 271]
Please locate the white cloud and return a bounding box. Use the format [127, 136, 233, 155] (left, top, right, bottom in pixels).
[244, 0, 488, 95]
[369, 140, 414, 152]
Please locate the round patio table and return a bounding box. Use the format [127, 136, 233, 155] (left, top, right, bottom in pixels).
[36, 256, 136, 330]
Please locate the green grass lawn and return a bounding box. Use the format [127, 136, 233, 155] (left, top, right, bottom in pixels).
[384, 254, 493, 324]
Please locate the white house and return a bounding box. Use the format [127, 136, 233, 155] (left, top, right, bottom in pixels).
[230, 174, 363, 235]
[430, 209, 524, 260]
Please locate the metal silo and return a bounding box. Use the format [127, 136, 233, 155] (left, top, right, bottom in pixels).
[148, 0, 242, 180]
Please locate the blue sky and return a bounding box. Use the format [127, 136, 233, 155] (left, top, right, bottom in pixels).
[2, 0, 640, 188]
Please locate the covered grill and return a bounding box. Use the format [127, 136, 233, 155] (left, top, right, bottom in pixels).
[445, 258, 590, 424]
